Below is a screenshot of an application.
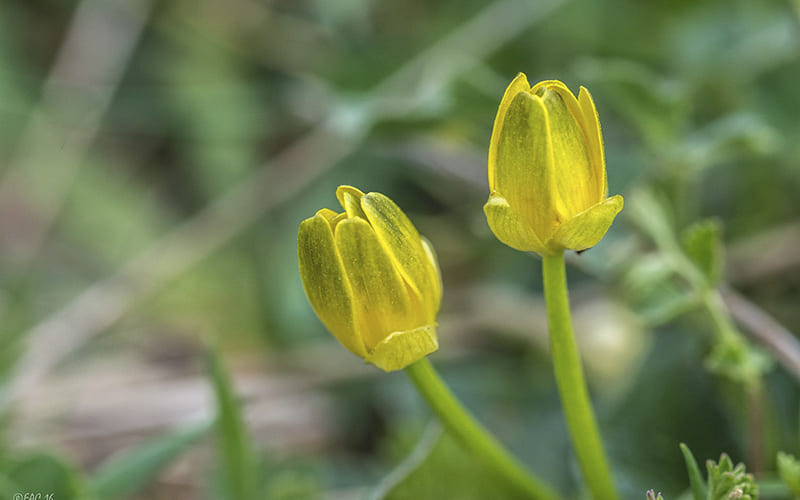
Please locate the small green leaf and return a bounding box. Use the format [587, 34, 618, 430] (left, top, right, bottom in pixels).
[91, 421, 210, 500]
[2, 452, 91, 500]
[705, 337, 772, 384]
[627, 189, 677, 251]
[777, 451, 800, 498]
[208, 350, 259, 500]
[679, 443, 706, 500]
[681, 219, 724, 287]
[706, 453, 757, 500]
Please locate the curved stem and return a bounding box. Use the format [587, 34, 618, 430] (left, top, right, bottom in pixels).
[542, 252, 618, 500]
[405, 358, 562, 500]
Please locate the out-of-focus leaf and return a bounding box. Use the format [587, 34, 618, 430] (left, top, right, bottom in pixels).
[207, 350, 259, 500]
[262, 468, 320, 500]
[671, 11, 797, 84]
[682, 114, 779, 175]
[620, 255, 697, 326]
[626, 189, 677, 252]
[574, 58, 689, 148]
[1, 452, 90, 500]
[373, 425, 534, 500]
[621, 253, 676, 296]
[681, 219, 723, 287]
[0, 473, 20, 499]
[777, 451, 800, 498]
[679, 443, 706, 500]
[63, 160, 173, 266]
[636, 287, 698, 327]
[91, 421, 210, 500]
[371, 422, 442, 500]
[704, 337, 772, 384]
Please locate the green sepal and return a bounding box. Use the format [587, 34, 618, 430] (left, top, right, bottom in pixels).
[483, 193, 549, 255]
[547, 195, 623, 252]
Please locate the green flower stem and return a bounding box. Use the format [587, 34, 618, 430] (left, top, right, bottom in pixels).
[542, 252, 618, 500]
[405, 358, 561, 500]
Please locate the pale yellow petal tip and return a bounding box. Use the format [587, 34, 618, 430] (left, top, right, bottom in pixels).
[314, 208, 339, 220]
[366, 324, 438, 372]
[335, 185, 366, 211]
[547, 195, 624, 252]
[510, 72, 531, 89]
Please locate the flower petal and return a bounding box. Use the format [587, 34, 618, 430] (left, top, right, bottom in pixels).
[539, 86, 598, 218]
[484, 193, 551, 255]
[330, 212, 348, 232]
[342, 191, 368, 219]
[361, 192, 440, 322]
[336, 185, 366, 213]
[531, 80, 583, 123]
[315, 208, 339, 223]
[298, 214, 366, 357]
[578, 86, 607, 198]
[335, 217, 417, 349]
[488, 72, 530, 192]
[547, 195, 624, 252]
[538, 81, 603, 201]
[494, 91, 557, 240]
[420, 235, 442, 312]
[366, 324, 438, 372]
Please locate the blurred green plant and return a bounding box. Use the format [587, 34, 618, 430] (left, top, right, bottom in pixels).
[207, 350, 259, 499]
[776, 452, 800, 498]
[0, 0, 799, 498]
[681, 445, 758, 500]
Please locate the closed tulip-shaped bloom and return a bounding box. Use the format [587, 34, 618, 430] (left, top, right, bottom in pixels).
[484, 74, 623, 256]
[298, 186, 441, 371]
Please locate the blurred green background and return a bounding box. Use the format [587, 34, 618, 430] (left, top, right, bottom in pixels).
[1, 0, 800, 498]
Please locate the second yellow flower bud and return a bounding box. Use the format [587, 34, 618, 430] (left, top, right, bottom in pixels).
[298, 186, 442, 371]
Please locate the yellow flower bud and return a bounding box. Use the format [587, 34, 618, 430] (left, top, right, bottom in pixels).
[298, 186, 442, 371]
[484, 74, 624, 256]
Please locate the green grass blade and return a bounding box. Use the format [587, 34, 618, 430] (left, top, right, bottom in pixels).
[91, 421, 210, 500]
[680, 443, 707, 500]
[207, 350, 258, 500]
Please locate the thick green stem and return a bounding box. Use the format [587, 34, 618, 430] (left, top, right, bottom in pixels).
[405, 358, 561, 500]
[542, 252, 618, 500]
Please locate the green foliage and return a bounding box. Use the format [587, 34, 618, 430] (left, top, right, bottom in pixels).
[680, 443, 707, 500]
[1, 0, 800, 497]
[626, 187, 771, 385]
[704, 338, 772, 385]
[207, 350, 259, 500]
[0, 452, 91, 500]
[374, 427, 532, 500]
[681, 219, 724, 288]
[91, 422, 210, 500]
[262, 468, 320, 500]
[776, 451, 800, 498]
[706, 453, 757, 500]
[676, 446, 758, 500]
